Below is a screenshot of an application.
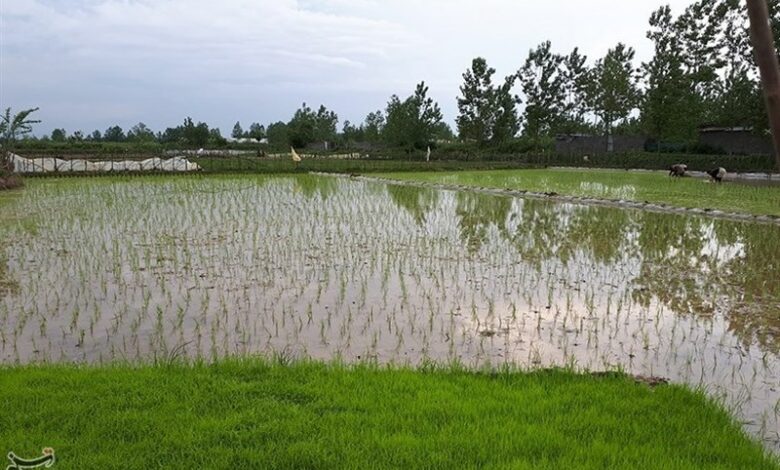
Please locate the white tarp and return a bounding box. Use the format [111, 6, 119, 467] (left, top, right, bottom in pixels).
[9, 153, 201, 173]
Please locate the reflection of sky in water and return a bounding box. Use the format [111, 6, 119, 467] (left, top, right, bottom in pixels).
[1, 175, 778, 450]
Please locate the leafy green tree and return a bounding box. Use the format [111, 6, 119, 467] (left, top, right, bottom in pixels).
[181, 117, 209, 147]
[456, 58, 520, 145]
[342, 120, 365, 143]
[127, 122, 156, 142]
[50, 128, 67, 142]
[69, 130, 84, 142]
[89, 130, 102, 141]
[248, 123, 266, 140]
[209, 128, 227, 146]
[103, 125, 126, 142]
[641, 5, 700, 143]
[432, 121, 456, 141]
[383, 82, 443, 151]
[559, 48, 591, 134]
[518, 41, 566, 139]
[232, 121, 245, 139]
[585, 43, 640, 143]
[491, 76, 521, 144]
[457, 57, 497, 144]
[288, 103, 317, 148]
[266, 121, 289, 149]
[314, 105, 338, 144]
[363, 110, 385, 143]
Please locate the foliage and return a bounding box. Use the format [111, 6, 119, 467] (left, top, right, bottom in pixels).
[384, 82, 443, 150]
[232, 121, 244, 139]
[0, 107, 40, 177]
[266, 121, 290, 150]
[518, 42, 567, 139]
[103, 125, 126, 143]
[585, 43, 641, 136]
[456, 57, 520, 145]
[288, 103, 339, 148]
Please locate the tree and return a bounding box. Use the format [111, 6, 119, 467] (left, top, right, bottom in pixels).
[232, 121, 245, 139]
[432, 122, 456, 141]
[89, 130, 102, 142]
[383, 82, 443, 151]
[266, 121, 289, 149]
[314, 105, 338, 144]
[342, 120, 365, 143]
[209, 128, 227, 146]
[585, 43, 640, 147]
[103, 125, 126, 142]
[559, 48, 591, 134]
[288, 103, 338, 148]
[518, 41, 566, 139]
[456, 57, 497, 144]
[491, 76, 522, 144]
[127, 122, 155, 142]
[69, 130, 84, 142]
[641, 6, 700, 143]
[181, 117, 209, 147]
[287, 103, 317, 148]
[248, 122, 266, 140]
[50, 128, 67, 142]
[0, 107, 40, 175]
[364, 110, 385, 143]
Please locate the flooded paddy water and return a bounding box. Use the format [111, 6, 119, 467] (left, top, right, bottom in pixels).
[1, 174, 779, 450]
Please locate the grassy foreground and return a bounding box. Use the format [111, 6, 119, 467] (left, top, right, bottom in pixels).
[0, 362, 777, 469]
[378, 168, 780, 217]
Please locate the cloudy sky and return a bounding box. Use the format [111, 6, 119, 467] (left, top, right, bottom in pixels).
[1, 0, 695, 136]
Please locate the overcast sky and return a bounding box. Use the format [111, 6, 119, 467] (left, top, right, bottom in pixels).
[1, 0, 695, 136]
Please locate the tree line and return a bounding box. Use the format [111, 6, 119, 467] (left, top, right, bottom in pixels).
[16, 0, 780, 152]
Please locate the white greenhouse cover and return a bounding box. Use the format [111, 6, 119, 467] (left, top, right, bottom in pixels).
[8, 153, 201, 173]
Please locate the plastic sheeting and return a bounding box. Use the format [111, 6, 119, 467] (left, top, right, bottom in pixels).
[9, 153, 201, 173]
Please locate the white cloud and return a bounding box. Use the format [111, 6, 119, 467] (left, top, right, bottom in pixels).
[1, 0, 695, 134]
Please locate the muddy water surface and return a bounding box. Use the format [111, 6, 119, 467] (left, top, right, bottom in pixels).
[1, 175, 778, 449]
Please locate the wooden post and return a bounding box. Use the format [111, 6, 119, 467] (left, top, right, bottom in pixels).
[747, 0, 780, 170]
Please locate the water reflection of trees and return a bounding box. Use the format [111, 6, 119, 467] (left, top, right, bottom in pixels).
[386, 184, 440, 226]
[293, 175, 341, 200]
[384, 187, 780, 352]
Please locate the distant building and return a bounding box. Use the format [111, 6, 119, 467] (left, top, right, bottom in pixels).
[697, 127, 772, 156]
[554, 134, 646, 155]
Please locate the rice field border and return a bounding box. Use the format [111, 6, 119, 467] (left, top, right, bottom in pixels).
[324, 173, 780, 226]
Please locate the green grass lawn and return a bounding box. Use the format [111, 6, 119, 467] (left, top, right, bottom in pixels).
[0, 361, 777, 469]
[377, 168, 780, 217]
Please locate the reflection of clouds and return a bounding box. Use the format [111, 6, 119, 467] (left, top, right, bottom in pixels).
[1, 176, 779, 449]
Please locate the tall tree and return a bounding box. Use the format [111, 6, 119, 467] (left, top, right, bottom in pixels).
[248, 123, 266, 140]
[127, 122, 155, 142]
[363, 110, 385, 143]
[585, 43, 640, 147]
[266, 121, 289, 149]
[457, 58, 520, 145]
[231, 121, 244, 139]
[642, 5, 699, 143]
[559, 48, 591, 134]
[491, 75, 521, 144]
[103, 125, 126, 142]
[384, 82, 443, 151]
[456, 57, 497, 144]
[50, 128, 67, 142]
[518, 41, 566, 139]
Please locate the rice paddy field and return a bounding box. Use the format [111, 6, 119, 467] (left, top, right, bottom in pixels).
[1, 172, 780, 461]
[378, 168, 780, 216]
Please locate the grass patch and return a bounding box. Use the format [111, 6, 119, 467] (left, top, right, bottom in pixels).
[0, 361, 777, 469]
[377, 168, 780, 217]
